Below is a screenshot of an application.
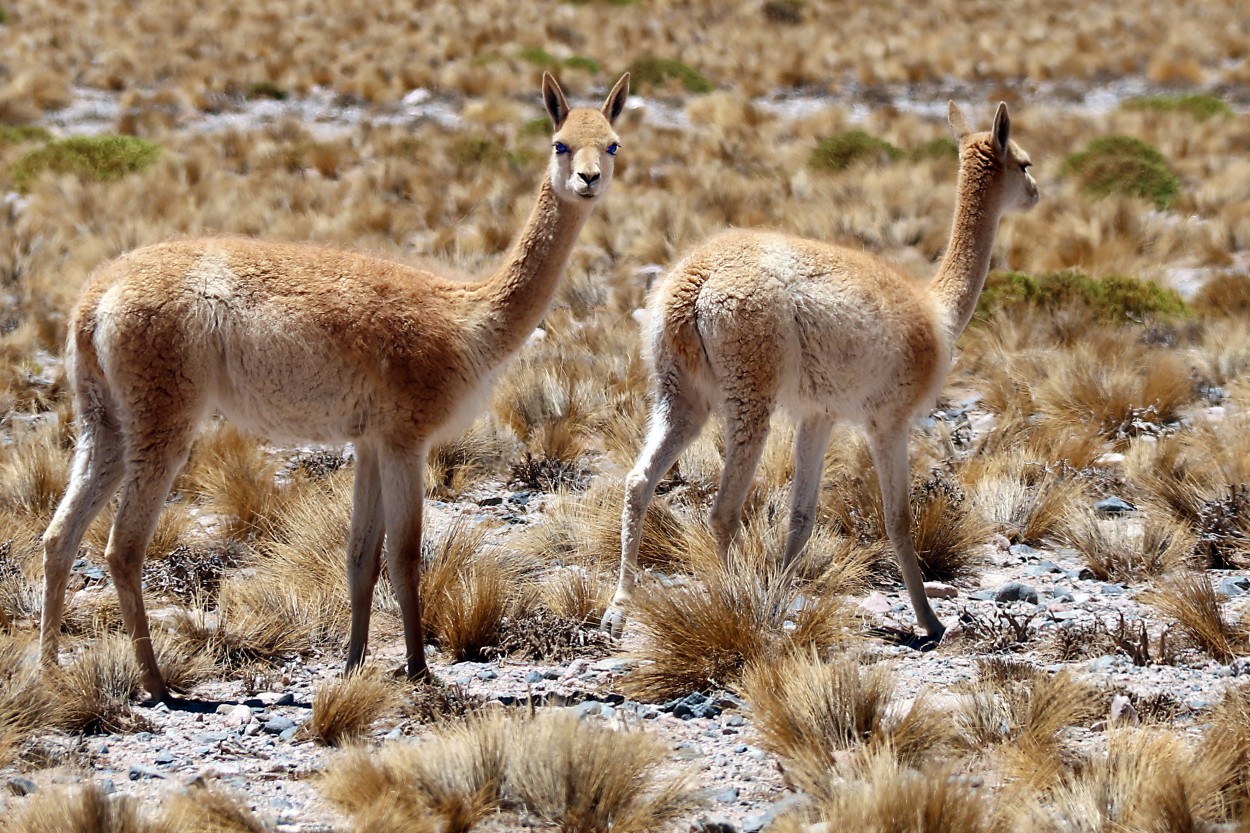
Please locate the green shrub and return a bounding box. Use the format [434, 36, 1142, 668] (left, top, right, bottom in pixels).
[517, 47, 559, 70]
[520, 117, 553, 138]
[1060, 135, 1180, 210]
[763, 0, 805, 24]
[975, 269, 1188, 323]
[11, 135, 161, 191]
[1124, 94, 1232, 121]
[0, 125, 51, 144]
[910, 136, 959, 162]
[246, 81, 288, 101]
[562, 55, 600, 75]
[452, 136, 509, 167]
[809, 130, 903, 172]
[627, 56, 713, 94]
[0, 8, 7, 24]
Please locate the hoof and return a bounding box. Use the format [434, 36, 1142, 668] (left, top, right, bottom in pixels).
[600, 605, 627, 640]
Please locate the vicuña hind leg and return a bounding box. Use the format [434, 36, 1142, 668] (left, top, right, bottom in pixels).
[344, 443, 386, 672]
[106, 438, 195, 702]
[708, 394, 774, 566]
[868, 424, 944, 640]
[41, 414, 125, 668]
[780, 415, 834, 574]
[604, 381, 710, 637]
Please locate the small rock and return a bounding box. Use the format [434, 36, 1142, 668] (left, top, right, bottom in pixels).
[524, 670, 545, 684]
[128, 766, 165, 781]
[924, 582, 957, 599]
[99, 779, 115, 795]
[6, 777, 37, 797]
[969, 589, 998, 601]
[673, 741, 703, 761]
[1100, 583, 1125, 596]
[709, 786, 740, 803]
[691, 813, 738, 833]
[1009, 543, 1040, 558]
[224, 704, 255, 728]
[1094, 496, 1135, 515]
[1217, 576, 1250, 597]
[592, 658, 634, 673]
[279, 726, 299, 742]
[995, 581, 1039, 605]
[859, 591, 894, 615]
[273, 692, 296, 707]
[478, 496, 503, 507]
[724, 714, 746, 727]
[215, 703, 235, 715]
[263, 717, 296, 735]
[154, 750, 175, 765]
[476, 669, 498, 681]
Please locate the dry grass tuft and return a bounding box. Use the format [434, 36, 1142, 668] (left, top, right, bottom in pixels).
[769, 749, 1007, 833]
[741, 652, 951, 797]
[161, 780, 272, 833]
[0, 635, 52, 767]
[47, 633, 146, 733]
[965, 451, 1085, 545]
[321, 713, 512, 833]
[305, 667, 401, 747]
[1060, 509, 1196, 581]
[1147, 571, 1250, 662]
[0, 781, 172, 833]
[508, 713, 700, 833]
[623, 556, 854, 701]
[0, 421, 69, 526]
[1198, 683, 1250, 818]
[422, 522, 522, 662]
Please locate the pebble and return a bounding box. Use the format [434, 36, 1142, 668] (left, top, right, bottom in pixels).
[1009, 543, 1040, 558]
[524, 670, 545, 684]
[923, 582, 957, 599]
[673, 741, 703, 761]
[224, 704, 255, 728]
[692, 814, 738, 833]
[273, 693, 296, 707]
[154, 750, 175, 764]
[264, 717, 296, 735]
[6, 777, 37, 796]
[1217, 576, 1250, 597]
[1094, 496, 1135, 515]
[128, 766, 165, 781]
[995, 581, 1039, 604]
[476, 669, 498, 681]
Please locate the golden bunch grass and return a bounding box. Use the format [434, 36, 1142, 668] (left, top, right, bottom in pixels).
[1060, 508, 1197, 581]
[0, 782, 173, 833]
[507, 713, 700, 833]
[161, 781, 272, 833]
[1198, 684, 1250, 818]
[964, 449, 1086, 545]
[0, 420, 70, 527]
[1024, 728, 1241, 833]
[956, 667, 1099, 791]
[768, 748, 1012, 833]
[622, 552, 855, 702]
[426, 417, 512, 499]
[740, 652, 951, 798]
[321, 713, 513, 833]
[0, 635, 52, 768]
[1147, 571, 1250, 663]
[305, 667, 401, 747]
[538, 566, 614, 625]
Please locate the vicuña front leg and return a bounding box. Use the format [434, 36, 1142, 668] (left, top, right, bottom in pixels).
[380, 453, 430, 681]
[345, 443, 386, 672]
[605, 383, 709, 637]
[869, 426, 944, 641]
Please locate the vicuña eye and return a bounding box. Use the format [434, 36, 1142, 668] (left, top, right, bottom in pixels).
[607, 143, 620, 156]
[553, 142, 569, 155]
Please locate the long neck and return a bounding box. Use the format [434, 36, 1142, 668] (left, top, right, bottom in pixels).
[467, 178, 592, 359]
[931, 162, 1003, 339]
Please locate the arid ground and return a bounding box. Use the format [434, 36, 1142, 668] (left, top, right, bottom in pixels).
[4, 1, 1250, 831]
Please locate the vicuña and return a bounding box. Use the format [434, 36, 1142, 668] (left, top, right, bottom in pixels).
[41, 72, 631, 700]
[608, 101, 1038, 643]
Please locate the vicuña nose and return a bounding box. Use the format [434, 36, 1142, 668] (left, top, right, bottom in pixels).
[578, 172, 600, 185]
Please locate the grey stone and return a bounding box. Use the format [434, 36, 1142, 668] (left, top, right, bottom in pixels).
[279, 726, 299, 742]
[524, 670, 545, 684]
[1087, 655, 1122, 673]
[1045, 588, 1075, 603]
[692, 813, 738, 833]
[724, 714, 746, 727]
[154, 749, 174, 764]
[1100, 583, 1126, 596]
[592, 658, 633, 673]
[263, 717, 296, 735]
[673, 741, 703, 760]
[1009, 543, 1041, 558]
[709, 786, 740, 803]
[6, 777, 37, 796]
[476, 669, 498, 681]
[995, 581, 1039, 604]
[1217, 576, 1250, 597]
[743, 794, 808, 833]
[273, 692, 296, 706]
[128, 766, 165, 781]
[1094, 496, 1135, 515]
[99, 779, 115, 795]
[478, 496, 503, 507]
[969, 589, 998, 601]
[134, 732, 153, 742]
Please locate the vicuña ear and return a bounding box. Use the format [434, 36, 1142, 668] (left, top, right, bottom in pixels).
[947, 101, 971, 143]
[991, 102, 1011, 158]
[601, 72, 630, 125]
[543, 72, 570, 129]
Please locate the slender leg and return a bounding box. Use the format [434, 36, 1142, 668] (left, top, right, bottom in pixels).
[708, 392, 774, 566]
[40, 414, 125, 668]
[105, 440, 193, 702]
[780, 415, 834, 573]
[378, 452, 429, 681]
[345, 443, 386, 672]
[604, 380, 710, 636]
[868, 424, 944, 639]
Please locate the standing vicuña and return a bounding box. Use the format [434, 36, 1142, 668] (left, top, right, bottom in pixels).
[607, 102, 1038, 641]
[41, 72, 630, 701]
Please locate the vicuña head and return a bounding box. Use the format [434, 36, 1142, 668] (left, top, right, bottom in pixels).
[40, 71, 630, 702]
[607, 101, 1037, 645]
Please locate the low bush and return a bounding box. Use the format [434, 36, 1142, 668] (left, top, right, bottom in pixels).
[1060, 135, 1180, 209]
[11, 135, 161, 190]
[810, 130, 903, 172]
